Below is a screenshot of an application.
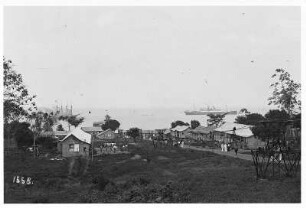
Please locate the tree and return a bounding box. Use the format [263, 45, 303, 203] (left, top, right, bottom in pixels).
[171, 121, 189, 129]
[3, 57, 36, 124]
[207, 114, 225, 127]
[4, 121, 34, 148]
[235, 113, 265, 126]
[56, 124, 65, 131]
[268, 68, 301, 117]
[239, 108, 250, 115]
[251, 110, 290, 143]
[264, 109, 290, 121]
[127, 128, 141, 142]
[28, 111, 58, 132]
[59, 114, 84, 130]
[36, 136, 57, 150]
[190, 120, 200, 129]
[105, 114, 111, 122]
[67, 115, 84, 128]
[102, 119, 120, 131]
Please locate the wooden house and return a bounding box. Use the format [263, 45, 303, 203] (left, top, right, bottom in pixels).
[96, 129, 116, 141]
[189, 126, 216, 141]
[213, 122, 265, 149]
[170, 125, 190, 139]
[58, 127, 91, 157]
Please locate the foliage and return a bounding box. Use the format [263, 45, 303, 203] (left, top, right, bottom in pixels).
[56, 124, 65, 131]
[292, 113, 301, 128]
[264, 109, 290, 121]
[190, 120, 200, 129]
[207, 114, 225, 127]
[81, 175, 190, 203]
[268, 68, 301, 116]
[239, 108, 250, 114]
[250, 110, 291, 142]
[4, 121, 34, 148]
[102, 119, 120, 131]
[235, 113, 265, 125]
[92, 174, 110, 191]
[127, 128, 141, 142]
[3, 57, 36, 124]
[28, 111, 58, 135]
[171, 120, 189, 129]
[59, 114, 84, 129]
[36, 136, 57, 150]
[105, 114, 111, 122]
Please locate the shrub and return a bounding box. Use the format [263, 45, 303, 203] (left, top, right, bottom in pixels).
[36, 136, 57, 150]
[92, 174, 110, 191]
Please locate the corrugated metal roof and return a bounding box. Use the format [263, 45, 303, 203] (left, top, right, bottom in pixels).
[60, 127, 91, 144]
[40, 131, 69, 137]
[191, 126, 216, 134]
[214, 122, 254, 138]
[97, 128, 113, 136]
[171, 125, 190, 132]
[164, 129, 171, 134]
[81, 126, 103, 133]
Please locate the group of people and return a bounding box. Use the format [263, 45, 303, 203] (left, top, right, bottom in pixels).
[220, 142, 239, 155]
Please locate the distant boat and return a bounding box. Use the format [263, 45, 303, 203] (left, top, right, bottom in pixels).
[141, 114, 153, 117]
[184, 106, 237, 115]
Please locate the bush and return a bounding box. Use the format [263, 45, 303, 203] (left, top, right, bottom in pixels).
[36, 136, 57, 150]
[92, 174, 110, 191]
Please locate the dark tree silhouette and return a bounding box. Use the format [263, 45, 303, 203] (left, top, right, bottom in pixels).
[127, 127, 141, 142]
[171, 120, 189, 129]
[235, 113, 265, 126]
[3, 57, 36, 124]
[102, 119, 120, 131]
[268, 68, 301, 117]
[190, 120, 200, 129]
[207, 114, 225, 127]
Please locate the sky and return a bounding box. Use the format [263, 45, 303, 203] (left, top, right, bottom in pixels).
[4, 6, 301, 110]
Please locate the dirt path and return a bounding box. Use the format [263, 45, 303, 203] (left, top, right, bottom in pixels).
[183, 146, 253, 161]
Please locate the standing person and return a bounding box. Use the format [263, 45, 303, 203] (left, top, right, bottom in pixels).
[234, 143, 238, 156]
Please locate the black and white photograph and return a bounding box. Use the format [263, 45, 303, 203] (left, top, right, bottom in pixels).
[1, 0, 303, 204]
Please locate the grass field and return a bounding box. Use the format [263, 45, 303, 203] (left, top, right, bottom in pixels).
[4, 141, 301, 203]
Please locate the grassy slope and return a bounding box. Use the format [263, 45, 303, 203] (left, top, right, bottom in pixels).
[4, 142, 300, 203]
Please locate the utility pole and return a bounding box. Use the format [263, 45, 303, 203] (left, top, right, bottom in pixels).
[91, 132, 96, 162]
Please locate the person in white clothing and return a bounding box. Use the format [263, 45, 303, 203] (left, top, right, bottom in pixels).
[224, 143, 228, 152]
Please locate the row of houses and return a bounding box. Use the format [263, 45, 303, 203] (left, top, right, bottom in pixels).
[56, 127, 117, 157]
[40, 120, 301, 157]
[164, 122, 266, 149]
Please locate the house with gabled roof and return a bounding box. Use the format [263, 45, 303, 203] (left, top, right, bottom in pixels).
[81, 126, 104, 134]
[57, 127, 91, 157]
[213, 122, 265, 149]
[96, 129, 116, 141]
[190, 125, 216, 141]
[170, 125, 190, 139]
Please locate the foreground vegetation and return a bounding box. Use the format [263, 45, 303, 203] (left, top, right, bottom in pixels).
[4, 141, 300, 203]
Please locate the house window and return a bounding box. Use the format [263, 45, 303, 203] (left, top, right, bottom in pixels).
[68, 144, 80, 152]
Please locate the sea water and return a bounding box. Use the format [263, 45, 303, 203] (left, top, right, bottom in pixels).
[73, 107, 270, 130]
